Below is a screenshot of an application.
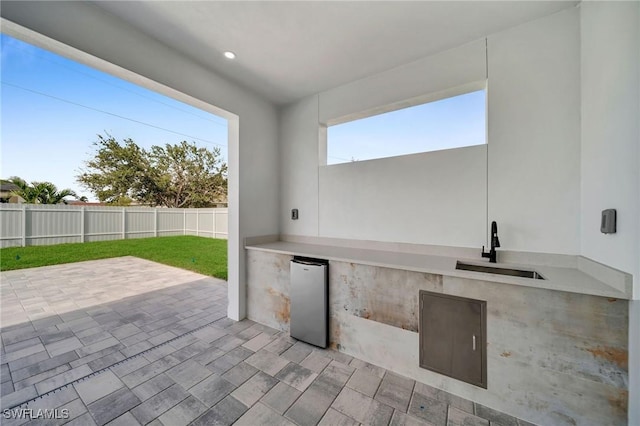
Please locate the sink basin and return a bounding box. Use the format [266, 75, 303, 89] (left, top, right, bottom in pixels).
[456, 261, 545, 280]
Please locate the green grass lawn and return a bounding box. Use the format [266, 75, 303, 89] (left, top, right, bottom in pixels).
[0, 236, 228, 280]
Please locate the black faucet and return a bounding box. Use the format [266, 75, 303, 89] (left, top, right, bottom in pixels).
[482, 221, 501, 263]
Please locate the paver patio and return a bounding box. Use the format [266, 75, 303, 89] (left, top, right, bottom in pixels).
[0, 257, 528, 425]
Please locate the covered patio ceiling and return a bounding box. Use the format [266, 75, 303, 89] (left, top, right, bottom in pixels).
[4, 1, 577, 105]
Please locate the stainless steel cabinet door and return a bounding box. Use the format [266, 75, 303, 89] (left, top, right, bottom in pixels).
[419, 290, 487, 388]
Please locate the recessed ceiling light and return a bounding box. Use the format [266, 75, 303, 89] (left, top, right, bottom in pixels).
[224, 51, 236, 60]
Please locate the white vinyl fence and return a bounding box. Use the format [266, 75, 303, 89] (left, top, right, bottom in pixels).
[0, 204, 228, 248]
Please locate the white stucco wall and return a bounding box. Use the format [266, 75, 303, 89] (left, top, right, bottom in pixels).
[280, 10, 582, 256]
[318, 39, 487, 126]
[279, 95, 322, 236]
[487, 8, 581, 255]
[580, 1, 640, 290]
[318, 146, 487, 247]
[579, 3, 640, 423]
[0, 1, 280, 320]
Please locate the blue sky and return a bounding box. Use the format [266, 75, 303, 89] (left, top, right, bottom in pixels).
[1, 34, 228, 200]
[328, 90, 486, 164]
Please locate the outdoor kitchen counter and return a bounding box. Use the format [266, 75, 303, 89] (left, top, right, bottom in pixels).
[245, 240, 632, 300]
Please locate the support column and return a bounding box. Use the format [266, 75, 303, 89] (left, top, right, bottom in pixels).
[227, 117, 244, 321]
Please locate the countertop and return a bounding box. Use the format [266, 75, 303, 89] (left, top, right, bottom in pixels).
[246, 240, 631, 300]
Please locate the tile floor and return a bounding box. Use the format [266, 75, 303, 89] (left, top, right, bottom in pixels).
[0, 257, 532, 425]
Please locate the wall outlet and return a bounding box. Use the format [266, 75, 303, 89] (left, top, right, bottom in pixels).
[600, 209, 616, 234]
[291, 209, 299, 220]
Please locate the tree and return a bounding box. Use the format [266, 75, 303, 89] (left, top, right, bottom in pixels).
[33, 182, 78, 204]
[77, 135, 227, 208]
[8, 176, 78, 204]
[75, 135, 149, 205]
[147, 141, 228, 208]
[7, 177, 36, 202]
